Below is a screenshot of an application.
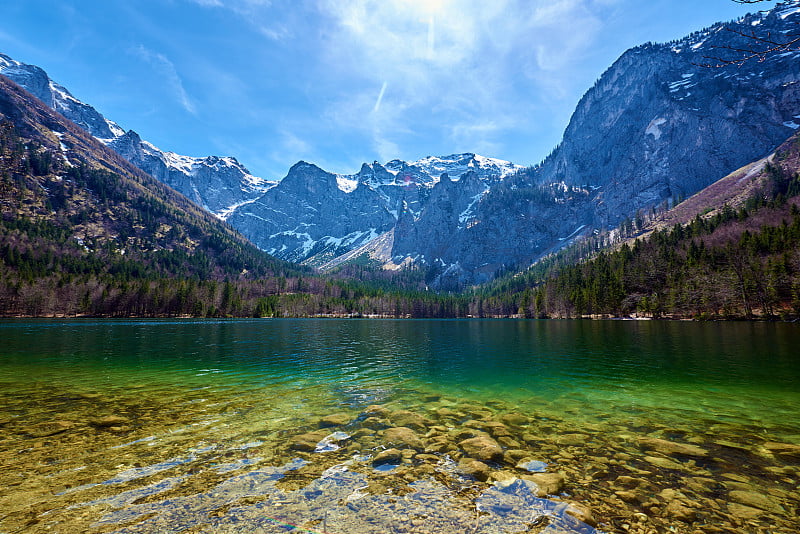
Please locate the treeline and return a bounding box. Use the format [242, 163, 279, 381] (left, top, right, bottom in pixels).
[471, 164, 800, 319]
[0, 120, 474, 318]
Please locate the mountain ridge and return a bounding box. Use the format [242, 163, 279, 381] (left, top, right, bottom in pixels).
[0, 53, 274, 217]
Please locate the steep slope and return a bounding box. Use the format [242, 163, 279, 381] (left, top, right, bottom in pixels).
[472, 131, 800, 319]
[0, 73, 304, 316]
[227, 154, 523, 266]
[0, 53, 273, 217]
[392, 1, 800, 286]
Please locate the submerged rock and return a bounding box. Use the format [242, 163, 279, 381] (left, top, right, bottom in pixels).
[459, 457, 491, 481]
[638, 437, 709, 457]
[319, 413, 350, 428]
[459, 436, 504, 462]
[383, 427, 424, 450]
[289, 430, 330, 452]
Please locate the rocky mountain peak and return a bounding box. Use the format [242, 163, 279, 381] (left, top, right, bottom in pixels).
[0, 53, 271, 217]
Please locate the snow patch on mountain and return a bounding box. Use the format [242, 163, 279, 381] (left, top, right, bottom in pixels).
[0, 52, 271, 218]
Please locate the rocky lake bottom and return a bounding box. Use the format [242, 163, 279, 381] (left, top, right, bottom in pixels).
[1, 381, 798, 534]
[0, 319, 798, 533]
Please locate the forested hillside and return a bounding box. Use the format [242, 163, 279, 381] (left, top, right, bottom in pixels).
[0, 74, 467, 318]
[472, 134, 800, 319]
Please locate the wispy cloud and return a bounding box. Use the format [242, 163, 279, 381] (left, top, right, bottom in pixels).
[314, 0, 616, 160]
[372, 82, 387, 114]
[131, 45, 196, 115]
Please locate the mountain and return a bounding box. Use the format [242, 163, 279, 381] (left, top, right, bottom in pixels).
[386, 2, 800, 286]
[227, 154, 523, 266]
[0, 73, 468, 318]
[0, 72, 306, 316]
[233, 2, 800, 287]
[0, 53, 273, 217]
[4, 2, 798, 290]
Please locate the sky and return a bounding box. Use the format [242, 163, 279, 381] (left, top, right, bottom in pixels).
[0, 0, 765, 180]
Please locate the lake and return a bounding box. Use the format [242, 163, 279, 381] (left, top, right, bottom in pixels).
[0, 319, 798, 533]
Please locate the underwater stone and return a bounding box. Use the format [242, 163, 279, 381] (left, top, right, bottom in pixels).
[383, 427, 424, 450]
[637, 437, 709, 457]
[388, 410, 428, 431]
[459, 457, 491, 481]
[319, 413, 350, 427]
[459, 436, 504, 462]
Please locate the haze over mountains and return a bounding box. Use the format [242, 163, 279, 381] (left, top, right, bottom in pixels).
[2, 2, 800, 288]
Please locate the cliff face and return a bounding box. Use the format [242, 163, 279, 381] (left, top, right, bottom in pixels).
[535, 4, 800, 226]
[389, 4, 800, 285]
[227, 155, 523, 267]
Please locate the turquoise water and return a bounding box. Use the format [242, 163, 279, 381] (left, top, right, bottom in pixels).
[0, 319, 798, 533]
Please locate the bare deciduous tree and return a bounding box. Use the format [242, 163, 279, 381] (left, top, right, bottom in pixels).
[701, 0, 800, 66]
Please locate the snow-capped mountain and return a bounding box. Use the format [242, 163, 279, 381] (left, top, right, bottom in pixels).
[390, 1, 800, 286]
[0, 53, 273, 217]
[2, 1, 799, 288]
[227, 154, 524, 265]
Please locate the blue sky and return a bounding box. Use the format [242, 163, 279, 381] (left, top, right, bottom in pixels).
[1, 0, 762, 179]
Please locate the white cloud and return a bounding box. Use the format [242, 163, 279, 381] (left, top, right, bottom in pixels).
[314, 0, 614, 160]
[191, 0, 224, 6]
[372, 82, 388, 114]
[131, 45, 196, 115]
